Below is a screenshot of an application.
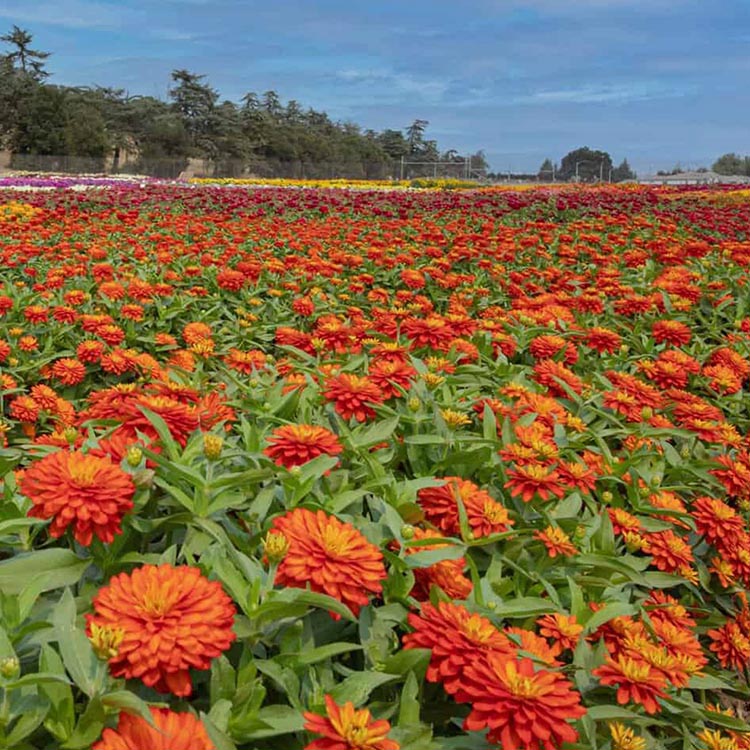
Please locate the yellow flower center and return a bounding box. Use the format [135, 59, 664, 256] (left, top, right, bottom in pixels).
[68, 458, 99, 487]
[501, 662, 544, 698]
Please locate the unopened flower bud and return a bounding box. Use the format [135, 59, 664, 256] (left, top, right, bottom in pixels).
[126, 446, 143, 467]
[203, 434, 223, 460]
[574, 525, 587, 541]
[641, 407, 653, 420]
[408, 397, 421, 412]
[63, 426, 79, 444]
[263, 531, 290, 563]
[0, 656, 19, 679]
[623, 531, 644, 553]
[400, 524, 415, 540]
[601, 491, 613, 503]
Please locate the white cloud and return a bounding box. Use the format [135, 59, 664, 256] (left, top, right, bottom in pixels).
[336, 69, 450, 101]
[512, 82, 689, 104]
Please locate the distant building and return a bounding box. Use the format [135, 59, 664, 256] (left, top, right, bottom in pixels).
[639, 170, 750, 185]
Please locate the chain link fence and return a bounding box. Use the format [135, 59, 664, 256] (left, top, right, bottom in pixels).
[5, 153, 486, 181]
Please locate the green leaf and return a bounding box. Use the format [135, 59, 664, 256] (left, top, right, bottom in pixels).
[404, 544, 465, 569]
[39, 644, 75, 743]
[292, 642, 363, 666]
[583, 602, 637, 634]
[398, 671, 421, 726]
[240, 704, 306, 739]
[253, 588, 356, 623]
[0, 549, 89, 595]
[52, 589, 102, 698]
[329, 671, 400, 706]
[494, 597, 556, 619]
[101, 691, 156, 725]
[61, 697, 106, 749]
[350, 415, 400, 448]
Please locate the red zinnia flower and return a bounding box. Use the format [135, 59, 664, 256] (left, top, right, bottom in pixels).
[272, 508, 386, 617]
[404, 601, 513, 691]
[593, 655, 667, 714]
[324, 373, 384, 422]
[93, 707, 213, 750]
[19, 450, 135, 545]
[51, 358, 87, 385]
[87, 564, 236, 696]
[455, 653, 586, 750]
[303, 695, 399, 750]
[708, 620, 750, 671]
[264, 424, 343, 468]
[405, 527, 473, 600]
[504, 463, 566, 503]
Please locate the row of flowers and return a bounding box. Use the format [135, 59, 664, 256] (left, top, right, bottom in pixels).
[1, 183, 750, 749]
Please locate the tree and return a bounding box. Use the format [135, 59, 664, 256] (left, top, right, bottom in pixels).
[557, 147, 613, 182]
[713, 153, 750, 176]
[538, 158, 555, 181]
[406, 119, 429, 155]
[612, 158, 636, 182]
[169, 70, 219, 156]
[0, 25, 49, 80]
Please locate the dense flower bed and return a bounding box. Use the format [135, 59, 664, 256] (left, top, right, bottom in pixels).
[1, 183, 750, 749]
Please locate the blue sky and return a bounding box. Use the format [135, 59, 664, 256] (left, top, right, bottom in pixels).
[1, 0, 748, 173]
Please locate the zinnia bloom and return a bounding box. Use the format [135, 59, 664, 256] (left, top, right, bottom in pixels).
[303, 695, 399, 750]
[417, 477, 513, 537]
[534, 526, 577, 558]
[708, 620, 750, 671]
[51, 357, 87, 385]
[324, 373, 384, 422]
[593, 655, 667, 714]
[403, 601, 513, 692]
[264, 424, 343, 468]
[93, 707, 213, 750]
[272, 508, 386, 616]
[405, 527, 473, 601]
[87, 564, 236, 696]
[454, 652, 586, 750]
[537, 613, 583, 654]
[504, 463, 566, 503]
[19, 450, 135, 545]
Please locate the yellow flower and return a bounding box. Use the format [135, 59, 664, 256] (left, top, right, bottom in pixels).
[609, 722, 646, 750]
[440, 409, 471, 428]
[88, 622, 125, 660]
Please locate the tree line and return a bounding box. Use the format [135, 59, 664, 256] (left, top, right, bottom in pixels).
[0, 26, 488, 178]
[537, 147, 636, 183]
[712, 153, 750, 177]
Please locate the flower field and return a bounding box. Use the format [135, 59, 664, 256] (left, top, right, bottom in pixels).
[2, 182, 750, 750]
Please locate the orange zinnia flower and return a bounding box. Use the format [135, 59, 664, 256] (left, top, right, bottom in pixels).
[534, 526, 577, 558]
[537, 613, 584, 654]
[404, 601, 513, 692]
[324, 373, 384, 422]
[454, 653, 586, 750]
[708, 620, 750, 671]
[51, 357, 87, 385]
[303, 695, 399, 750]
[264, 424, 343, 469]
[93, 707, 213, 750]
[417, 477, 513, 538]
[19, 450, 135, 545]
[87, 564, 236, 696]
[272, 508, 386, 617]
[405, 527, 473, 600]
[593, 655, 667, 714]
[504, 463, 566, 503]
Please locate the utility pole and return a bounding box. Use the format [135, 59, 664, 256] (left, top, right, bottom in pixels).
[400, 156, 405, 181]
